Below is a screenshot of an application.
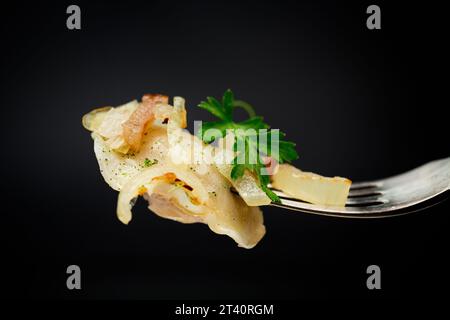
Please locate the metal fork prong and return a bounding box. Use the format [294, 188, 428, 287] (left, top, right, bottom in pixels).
[271, 187, 385, 205]
[346, 195, 386, 205]
[272, 188, 384, 206]
[350, 181, 382, 189]
[276, 198, 312, 211]
[267, 157, 449, 217]
[348, 188, 382, 197]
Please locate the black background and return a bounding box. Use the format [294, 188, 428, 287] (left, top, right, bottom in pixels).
[1, 0, 449, 300]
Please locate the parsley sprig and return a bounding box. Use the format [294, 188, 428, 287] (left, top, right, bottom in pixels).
[197, 89, 299, 203]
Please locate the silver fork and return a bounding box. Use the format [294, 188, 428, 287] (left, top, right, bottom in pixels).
[269, 157, 450, 218]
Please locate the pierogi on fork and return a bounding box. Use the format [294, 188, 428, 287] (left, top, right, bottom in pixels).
[82, 91, 351, 248]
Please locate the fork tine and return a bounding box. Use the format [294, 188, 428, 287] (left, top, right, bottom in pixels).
[270, 182, 382, 197]
[346, 195, 386, 205]
[350, 181, 381, 189]
[271, 187, 385, 206]
[271, 185, 383, 201]
[348, 189, 382, 197]
[268, 157, 449, 217]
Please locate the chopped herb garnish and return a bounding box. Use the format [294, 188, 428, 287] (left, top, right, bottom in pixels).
[197, 89, 298, 203]
[144, 158, 158, 167]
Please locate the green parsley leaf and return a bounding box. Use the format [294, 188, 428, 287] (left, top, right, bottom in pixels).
[144, 158, 158, 167]
[198, 101, 227, 121]
[222, 89, 234, 116]
[197, 89, 299, 203]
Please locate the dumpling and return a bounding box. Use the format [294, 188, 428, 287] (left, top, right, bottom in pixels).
[83, 95, 266, 248]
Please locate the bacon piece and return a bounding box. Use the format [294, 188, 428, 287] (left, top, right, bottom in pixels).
[122, 94, 168, 152]
[262, 156, 279, 176]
